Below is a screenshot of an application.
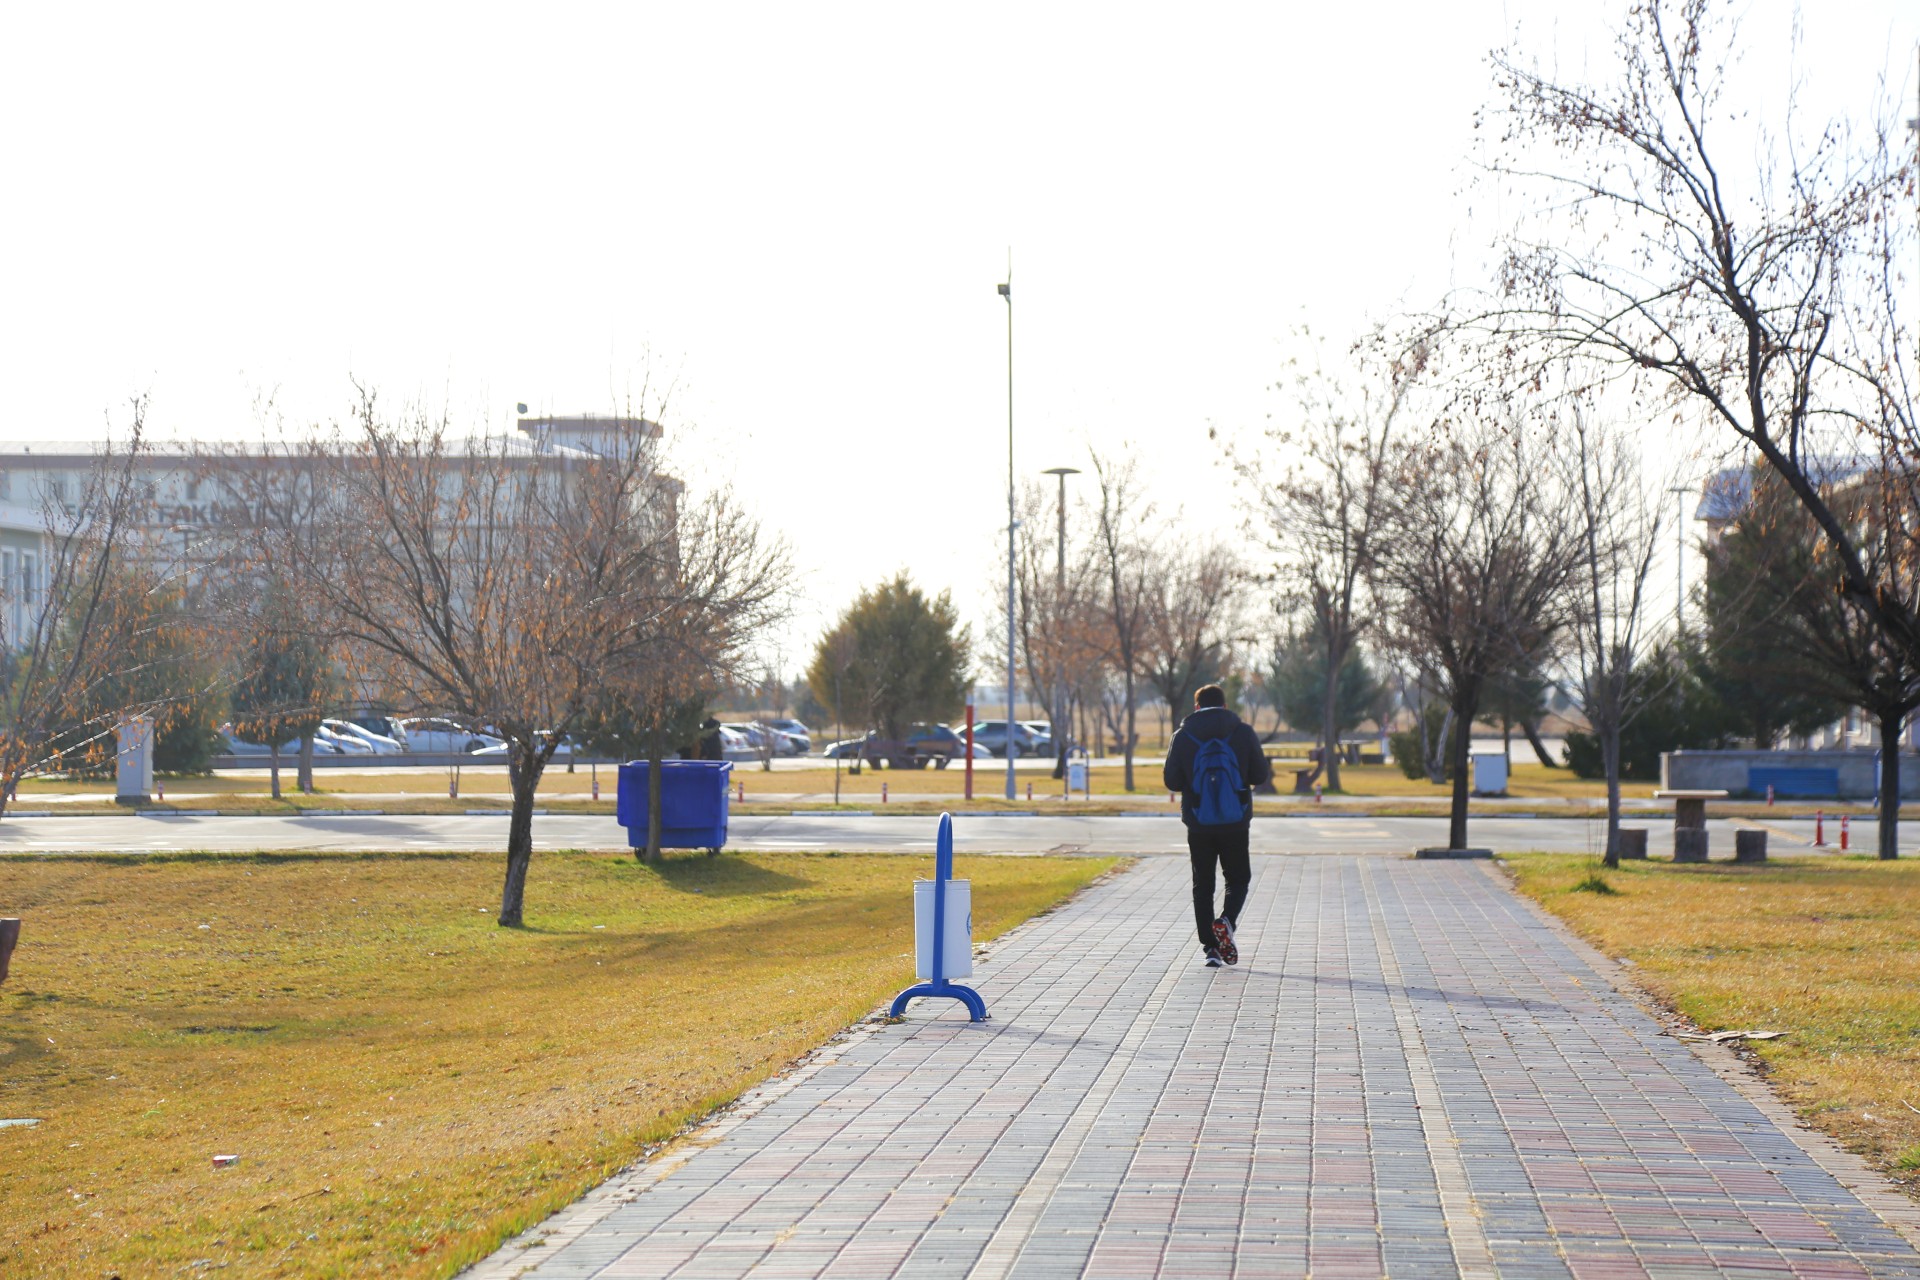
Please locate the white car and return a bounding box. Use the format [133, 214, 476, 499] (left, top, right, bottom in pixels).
[395, 717, 505, 754]
[220, 726, 337, 756]
[322, 718, 405, 754]
[315, 724, 373, 753]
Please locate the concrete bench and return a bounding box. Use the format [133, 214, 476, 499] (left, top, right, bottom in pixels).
[1654, 790, 1727, 862]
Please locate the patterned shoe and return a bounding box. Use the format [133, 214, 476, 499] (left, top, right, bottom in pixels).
[1211, 916, 1238, 966]
[1203, 948, 1225, 968]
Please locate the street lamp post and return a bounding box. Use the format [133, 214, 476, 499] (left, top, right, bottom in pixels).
[1042, 466, 1079, 780]
[998, 274, 1017, 800]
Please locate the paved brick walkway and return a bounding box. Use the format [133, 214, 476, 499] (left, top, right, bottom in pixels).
[468, 856, 1920, 1279]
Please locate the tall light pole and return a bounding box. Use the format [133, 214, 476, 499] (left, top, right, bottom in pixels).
[1668, 484, 1691, 633]
[1043, 466, 1079, 779]
[998, 272, 1017, 800]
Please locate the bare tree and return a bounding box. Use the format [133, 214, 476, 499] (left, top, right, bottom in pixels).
[1372, 414, 1586, 850]
[1564, 410, 1670, 866]
[1088, 452, 1157, 791]
[1230, 328, 1419, 790]
[276, 389, 773, 925]
[1487, 0, 1920, 854]
[1139, 540, 1242, 725]
[0, 404, 166, 815]
[605, 484, 789, 862]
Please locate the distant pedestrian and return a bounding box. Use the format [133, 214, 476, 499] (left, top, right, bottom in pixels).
[1162, 684, 1271, 967]
[697, 718, 724, 762]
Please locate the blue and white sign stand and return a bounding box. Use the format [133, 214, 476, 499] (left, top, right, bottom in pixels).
[889, 812, 988, 1022]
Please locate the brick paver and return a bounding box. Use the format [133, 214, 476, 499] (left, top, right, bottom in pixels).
[466, 856, 1920, 1279]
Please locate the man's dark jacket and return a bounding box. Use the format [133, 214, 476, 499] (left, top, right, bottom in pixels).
[1162, 706, 1271, 829]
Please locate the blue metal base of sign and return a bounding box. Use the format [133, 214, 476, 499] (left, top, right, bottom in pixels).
[889, 978, 988, 1022]
[889, 812, 989, 1023]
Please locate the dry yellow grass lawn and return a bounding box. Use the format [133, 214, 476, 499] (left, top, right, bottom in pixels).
[0, 848, 1115, 1278]
[1506, 853, 1920, 1198]
[1330, 760, 1658, 801]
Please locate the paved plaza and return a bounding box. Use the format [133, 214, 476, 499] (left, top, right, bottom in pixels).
[465, 855, 1920, 1279]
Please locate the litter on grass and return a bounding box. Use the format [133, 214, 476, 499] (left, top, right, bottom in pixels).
[1677, 1029, 1786, 1043]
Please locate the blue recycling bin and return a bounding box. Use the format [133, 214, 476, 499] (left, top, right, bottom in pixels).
[616, 760, 732, 852]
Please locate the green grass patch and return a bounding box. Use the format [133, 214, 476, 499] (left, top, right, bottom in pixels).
[1504, 852, 1920, 1200]
[0, 848, 1116, 1278]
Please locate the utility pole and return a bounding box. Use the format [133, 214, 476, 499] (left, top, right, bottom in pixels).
[1043, 466, 1079, 779]
[999, 265, 1017, 800]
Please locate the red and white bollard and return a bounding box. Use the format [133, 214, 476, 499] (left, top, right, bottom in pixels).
[449, 771, 459, 799]
[882, 781, 889, 804]
[1841, 814, 1850, 851]
[1026, 781, 1033, 802]
[156, 780, 165, 802]
[1815, 809, 1826, 846]
[737, 777, 745, 804]
[1314, 781, 1323, 804]
[1168, 790, 1176, 804]
[592, 775, 600, 801]
[1766, 784, 1775, 806]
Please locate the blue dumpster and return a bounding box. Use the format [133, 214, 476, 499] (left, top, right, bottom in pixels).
[616, 760, 732, 852]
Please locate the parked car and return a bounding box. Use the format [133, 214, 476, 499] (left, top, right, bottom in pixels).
[966, 720, 1047, 758]
[1020, 721, 1056, 750]
[471, 732, 581, 760]
[347, 713, 409, 747]
[765, 719, 812, 752]
[395, 717, 506, 754]
[902, 723, 965, 766]
[751, 721, 807, 756]
[322, 718, 405, 754]
[822, 735, 868, 760]
[219, 725, 332, 756]
[314, 723, 373, 753]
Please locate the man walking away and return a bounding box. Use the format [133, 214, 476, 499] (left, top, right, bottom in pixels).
[1163, 684, 1271, 967]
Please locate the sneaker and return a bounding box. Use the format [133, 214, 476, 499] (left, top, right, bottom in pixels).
[1211, 916, 1238, 966]
[1202, 949, 1225, 968]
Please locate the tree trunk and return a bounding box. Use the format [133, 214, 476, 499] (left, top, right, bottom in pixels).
[498, 747, 543, 927]
[1520, 719, 1558, 768]
[1321, 642, 1343, 792]
[268, 742, 282, 801]
[645, 723, 664, 863]
[1447, 684, 1478, 850]
[297, 734, 314, 794]
[1427, 707, 1453, 786]
[1122, 669, 1137, 792]
[1601, 716, 1622, 869]
[1879, 708, 1901, 861]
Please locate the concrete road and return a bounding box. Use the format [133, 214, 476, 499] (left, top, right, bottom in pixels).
[0, 811, 1901, 857]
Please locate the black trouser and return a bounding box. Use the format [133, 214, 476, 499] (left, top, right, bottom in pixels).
[1187, 823, 1251, 950]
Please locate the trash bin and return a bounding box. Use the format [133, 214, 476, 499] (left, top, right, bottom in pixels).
[914, 878, 972, 979]
[1066, 756, 1089, 794]
[1470, 751, 1509, 796]
[616, 760, 732, 852]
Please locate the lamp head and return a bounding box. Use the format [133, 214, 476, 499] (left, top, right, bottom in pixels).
[997, 282, 1011, 298]
[1042, 466, 1081, 478]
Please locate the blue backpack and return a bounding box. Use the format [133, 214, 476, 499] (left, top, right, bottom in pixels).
[1191, 737, 1249, 825]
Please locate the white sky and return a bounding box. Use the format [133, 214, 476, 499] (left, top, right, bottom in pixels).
[3, 2, 1915, 677]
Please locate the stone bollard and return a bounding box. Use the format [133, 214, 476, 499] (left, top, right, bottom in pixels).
[1734, 829, 1768, 864]
[1617, 828, 1648, 860]
[1673, 828, 1710, 863]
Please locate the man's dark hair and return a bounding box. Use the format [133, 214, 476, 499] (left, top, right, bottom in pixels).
[1194, 684, 1226, 709]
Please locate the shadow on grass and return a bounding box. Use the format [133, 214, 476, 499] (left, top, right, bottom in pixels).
[640, 853, 813, 897]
